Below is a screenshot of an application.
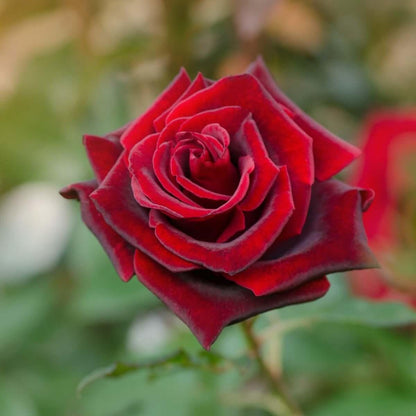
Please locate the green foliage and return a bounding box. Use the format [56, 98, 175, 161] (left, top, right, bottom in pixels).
[2, 0, 416, 415]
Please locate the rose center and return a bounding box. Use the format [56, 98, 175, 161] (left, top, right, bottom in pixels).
[171, 126, 239, 195]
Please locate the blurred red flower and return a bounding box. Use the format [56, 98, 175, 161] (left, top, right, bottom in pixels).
[349, 111, 416, 308]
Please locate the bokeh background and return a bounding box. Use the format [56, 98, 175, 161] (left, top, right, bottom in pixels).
[1, 1, 416, 415]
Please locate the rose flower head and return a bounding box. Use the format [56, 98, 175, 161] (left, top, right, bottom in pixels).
[349, 111, 416, 309]
[61, 57, 377, 349]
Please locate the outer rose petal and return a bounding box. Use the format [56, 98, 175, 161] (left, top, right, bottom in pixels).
[121, 68, 191, 152]
[134, 249, 330, 349]
[83, 135, 123, 183]
[246, 56, 360, 180]
[60, 180, 134, 282]
[149, 167, 294, 274]
[90, 155, 198, 272]
[226, 180, 378, 295]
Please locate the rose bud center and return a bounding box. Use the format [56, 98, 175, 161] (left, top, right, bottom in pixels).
[173, 125, 239, 195]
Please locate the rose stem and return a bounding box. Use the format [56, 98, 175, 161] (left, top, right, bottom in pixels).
[241, 319, 303, 416]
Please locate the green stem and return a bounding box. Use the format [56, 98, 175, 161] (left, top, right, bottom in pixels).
[241, 320, 303, 416]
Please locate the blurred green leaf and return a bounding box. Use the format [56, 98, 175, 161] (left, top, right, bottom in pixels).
[66, 223, 158, 323]
[0, 281, 53, 355]
[273, 278, 416, 331]
[311, 386, 416, 416]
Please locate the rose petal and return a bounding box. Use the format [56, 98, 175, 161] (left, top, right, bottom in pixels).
[153, 73, 208, 132]
[90, 155, 198, 272]
[175, 177, 230, 202]
[233, 117, 280, 211]
[133, 249, 330, 349]
[149, 167, 294, 274]
[216, 207, 246, 243]
[83, 135, 123, 183]
[226, 179, 378, 295]
[246, 56, 360, 180]
[60, 180, 134, 282]
[121, 68, 191, 152]
[153, 118, 203, 205]
[179, 106, 250, 136]
[165, 73, 313, 237]
[169, 208, 245, 243]
[154, 141, 213, 204]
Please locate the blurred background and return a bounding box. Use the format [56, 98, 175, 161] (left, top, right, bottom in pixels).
[1, 1, 416, 415]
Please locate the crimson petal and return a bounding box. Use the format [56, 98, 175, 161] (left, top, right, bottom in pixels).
[121, 68, 191, 152]
[83, 135, 123, 183]
[134, 249, 330, 349]
[153, 73, 208, 132]
[179, 106, 250, 136]
[246, 56, 360, 180]
[90, 155, 198, 272]
[233, 117, 280, 211]
[149, 167, 294, 274]
[60, 180, 134, 282]
[226, 180, 378, 295]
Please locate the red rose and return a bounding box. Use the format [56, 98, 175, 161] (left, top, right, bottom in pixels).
[61, 57, 376, 349]
[349, 111, 416, 309]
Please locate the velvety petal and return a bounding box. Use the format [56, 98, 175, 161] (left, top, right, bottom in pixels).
[179, 106, 250, 136]
[90, 155, 198, 272]
[149, 167, 294, 274]
[83, 135, 123, 183]
[153, 118, 202, 205]
[165, 73, 313, 237]
[216, 208, 246, 243]
[121, 68, 191, 152]
[170, 208, 245, 243]
[246, 56, 360, 180]
[175, 170, 231, 201]
[130, 134, 255, 218]
[153, 73, 208, 132]
[226, 180, 378, 295]
[133, 249, 330, 349]
[60, 180, 134, 282]
[154, 141, 209, 204]
[187, 142, 239, 196]
[232, 117, 280, 211]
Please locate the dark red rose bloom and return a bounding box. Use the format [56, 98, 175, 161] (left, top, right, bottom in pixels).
[349, 111, 416, 309]
[61, 57, 376, 349]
